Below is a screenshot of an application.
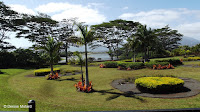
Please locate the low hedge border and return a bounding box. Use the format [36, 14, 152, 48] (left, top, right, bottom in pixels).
[135, 77, 184, 94]
[34, 68, 60, 76]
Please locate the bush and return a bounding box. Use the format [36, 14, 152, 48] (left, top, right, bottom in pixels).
[154, 59, 182, 66]
[135, 77, 184, 93]
[34, 68, 60, 76]
[145, 61, 169, 68]
[128, 62, 144, 69]
[182, 57, 200, 61]
[104, 61, 118, 68]
[117, 62, 128, 69]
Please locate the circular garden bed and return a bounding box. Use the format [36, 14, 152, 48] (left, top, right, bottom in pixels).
[135, 77, 184, 94]
[111, 77, 200, 98]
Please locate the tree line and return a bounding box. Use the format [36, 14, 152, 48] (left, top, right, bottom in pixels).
[2, 1, 198, 70]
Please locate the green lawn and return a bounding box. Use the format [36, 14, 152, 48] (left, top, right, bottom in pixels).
[0, 61, 200, 111]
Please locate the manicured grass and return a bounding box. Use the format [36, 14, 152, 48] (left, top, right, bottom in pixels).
[1, 61, 200, 111]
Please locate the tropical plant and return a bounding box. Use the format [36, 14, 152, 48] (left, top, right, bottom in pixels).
[35, 37, 62, 74]
[134, 25, 156, 62]
[75, 23, 96, 87]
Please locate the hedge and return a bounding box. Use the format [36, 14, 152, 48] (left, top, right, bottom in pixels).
[145, 61, 169, 68]
[182, 57, 200, 61]
[154, 59, 183, 66]
[104, 61, 118, 68]
[135, 77, 184, 93]
[34, 68, 60, 76]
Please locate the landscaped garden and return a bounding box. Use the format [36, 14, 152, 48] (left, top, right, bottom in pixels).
[0, 60, 200, 111]
[1, 1, 200, 111]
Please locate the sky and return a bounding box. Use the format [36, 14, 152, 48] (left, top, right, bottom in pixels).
[2, 0, 200, 49]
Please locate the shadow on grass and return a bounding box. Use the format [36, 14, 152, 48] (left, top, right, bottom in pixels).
[92, 89, 146, 102]
[56, 77, 79, 82]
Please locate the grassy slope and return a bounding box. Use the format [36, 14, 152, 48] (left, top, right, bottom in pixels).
[1, 61, 200, 111]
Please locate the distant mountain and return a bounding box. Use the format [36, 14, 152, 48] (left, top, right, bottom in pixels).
[180, 36, 200, 46]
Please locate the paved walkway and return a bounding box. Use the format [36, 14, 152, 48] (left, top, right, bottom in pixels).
[111, 78, 200, 98]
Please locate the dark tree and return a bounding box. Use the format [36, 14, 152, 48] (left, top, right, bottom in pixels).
[92, 19, 140, 60]
[0, 2, 25, 50]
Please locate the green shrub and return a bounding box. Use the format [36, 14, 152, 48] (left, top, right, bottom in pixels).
[104, 61, 118, 68]
[117, 62, 128, 69]
[145, 61, 169, 68]
[155, 59, 182, 66]
[135, 77, 184, 93]
[128, 62, 144, 69]
[182, 57, 200, 61]
[34, 68, 60, 76]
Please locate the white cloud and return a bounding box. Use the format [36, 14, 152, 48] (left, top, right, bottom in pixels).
[119, 8, 200, 39]
[9, 4, 36, 15]
[122, 7, 128, 10]
[119, 9, 181, 28]
[35, 2, 106, 24]
[176, 22, 200, 40]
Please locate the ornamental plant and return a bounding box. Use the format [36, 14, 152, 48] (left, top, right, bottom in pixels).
[46, 72, 60, 80]
[74, 79, 93, 93]
[135, 77, 184, 93]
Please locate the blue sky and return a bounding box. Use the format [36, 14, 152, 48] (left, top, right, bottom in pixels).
[2, 0, 200, 48]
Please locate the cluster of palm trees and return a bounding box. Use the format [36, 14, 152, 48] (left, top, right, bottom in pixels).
[125, 25, 182, 62]
[39, 23, 96, 88]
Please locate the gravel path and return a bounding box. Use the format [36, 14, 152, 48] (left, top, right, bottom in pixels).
[111, 78, 200, 98]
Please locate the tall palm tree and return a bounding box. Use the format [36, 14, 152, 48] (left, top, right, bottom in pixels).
[76, 23, 96, 87]
[36, 36, 62, 74]
[134, 25, 156, 62]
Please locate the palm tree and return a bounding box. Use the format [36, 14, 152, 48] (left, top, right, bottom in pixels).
[127, 36, 140, 62]
[134, 25, 156, 62]
[76, 23, 96, 87]
[36, 36, 62, 74]
[73, 51, 84, 86]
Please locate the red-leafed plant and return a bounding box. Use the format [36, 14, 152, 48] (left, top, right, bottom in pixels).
[99, 64, 105, 68]
[46, 72, 60, 80]
[152, 64, 175, 70]
[74, 79, 93, 93]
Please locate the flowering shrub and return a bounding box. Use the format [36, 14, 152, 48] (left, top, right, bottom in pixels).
[135, 77, 184, 93]
[74, 80, 93, 93]
[46, 72, 60, 80]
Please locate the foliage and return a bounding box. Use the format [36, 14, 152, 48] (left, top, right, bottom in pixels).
[35, 36, 62, 74]
[34, 68, 60, 76]
[74, 80, 93, 93]
[154, 59, 183, 66]
[104, 61, 118, 68]
[0, 49, 48, 68]
[46, 72, 60, 80]
[145, 61, 170, 68]
[0, 2, 25, 50]
[75, 23, 97, 87]
[182, 57, 200, 61]
[92, 19, 140, 60]
[135, 77, 184, 93]
[128, 62, 144, 69]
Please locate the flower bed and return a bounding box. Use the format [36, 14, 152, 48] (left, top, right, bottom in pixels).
[135, 77, 184, 93]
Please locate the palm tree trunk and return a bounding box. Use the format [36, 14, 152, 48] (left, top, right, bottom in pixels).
[84, 43, 89, 87]
[65, 43, 68, 65]
[81, 63, 84, 87]
[50, 63, 53, 74]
